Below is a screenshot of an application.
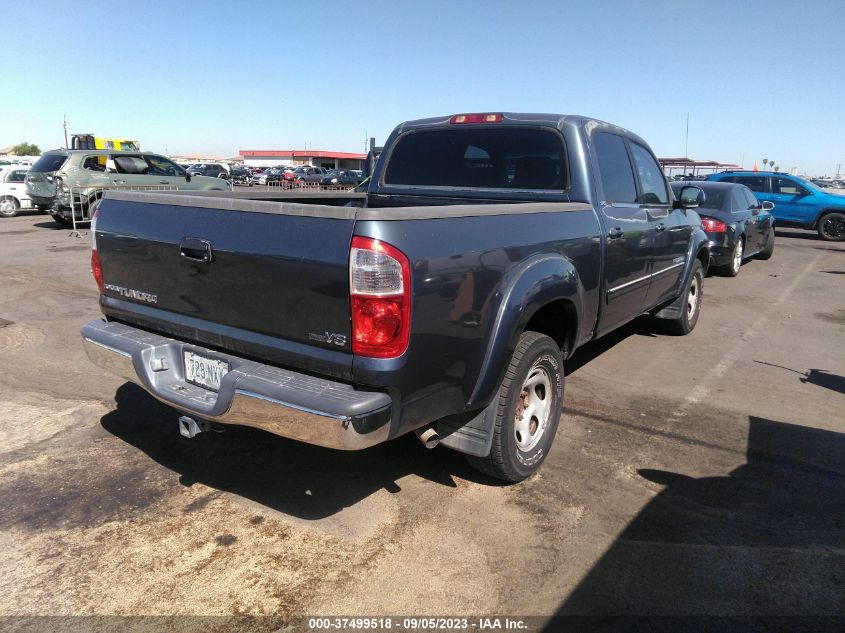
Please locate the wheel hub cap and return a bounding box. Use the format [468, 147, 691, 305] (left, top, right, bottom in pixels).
[823, 217, 844, 238]
[687, 277, 699, 318]
[514, 365, 552, 452]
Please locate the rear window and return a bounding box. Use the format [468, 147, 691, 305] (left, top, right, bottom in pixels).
[30, 153, 69, 173]
[384, 127, 568, 190]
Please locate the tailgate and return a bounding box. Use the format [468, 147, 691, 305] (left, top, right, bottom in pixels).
[95, 193, 355, 374]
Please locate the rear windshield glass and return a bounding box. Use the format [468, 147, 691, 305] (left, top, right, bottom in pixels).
[384, 127, 568, 190]
[30, 153, 69, 173]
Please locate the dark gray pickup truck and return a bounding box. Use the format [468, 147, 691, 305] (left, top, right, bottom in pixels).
[81, 112, 708, 481]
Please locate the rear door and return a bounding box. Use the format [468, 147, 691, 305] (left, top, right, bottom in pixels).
[592, 131, 654, 336]
[628, 142, 690, 309]
[735, 186, 762, 250]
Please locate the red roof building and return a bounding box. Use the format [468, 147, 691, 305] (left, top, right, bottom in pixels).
[239, 149, 366, 169]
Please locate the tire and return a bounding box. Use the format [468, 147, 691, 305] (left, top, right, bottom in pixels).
[466, 331, 563, 482]
[756, 227, 775, 260]
[716, 237, 743, 277]
[0, 196, 20, 218]
[817, 212, 845, 241]
[658, 259, 704, 335]
[51, 213, 73, 227]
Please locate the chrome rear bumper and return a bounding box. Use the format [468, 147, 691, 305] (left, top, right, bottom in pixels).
[81, 319, 392, 450]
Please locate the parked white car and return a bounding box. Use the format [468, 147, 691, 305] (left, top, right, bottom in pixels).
[0, 166, 33, 217]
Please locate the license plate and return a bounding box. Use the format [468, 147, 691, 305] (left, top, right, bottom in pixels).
[184, 351, 229, 391]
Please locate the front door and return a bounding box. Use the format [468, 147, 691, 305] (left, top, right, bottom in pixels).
[627, 142, 691, 308]
[769, 176, 817, 226]
[592, 131, 654, 336]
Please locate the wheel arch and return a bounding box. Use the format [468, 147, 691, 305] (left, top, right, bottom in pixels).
[813, 207, 845, 228]
[464, 253, 584, 411]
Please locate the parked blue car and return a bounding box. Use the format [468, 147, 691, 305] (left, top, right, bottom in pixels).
[706, 171, 845, 241]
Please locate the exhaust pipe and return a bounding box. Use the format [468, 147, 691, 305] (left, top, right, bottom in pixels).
[414, 426, 440, 449]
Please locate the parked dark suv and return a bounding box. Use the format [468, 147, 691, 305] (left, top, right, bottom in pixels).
[187, 163, 229, 179]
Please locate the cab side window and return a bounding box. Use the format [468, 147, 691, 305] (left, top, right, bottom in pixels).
[593, 132, 638, 204]
[735, 176, 766, 192]
[731, 189, 747, 213]
[8, 170, 28, 182]
[82, 156, 106, 172]
[742, 188, 759, 209]
[629, 142, 668, 205]
[146, 155, 183, 176]
[772, 177, 809, 196]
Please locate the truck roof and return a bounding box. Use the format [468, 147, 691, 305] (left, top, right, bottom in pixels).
[392, 112, 651, 147]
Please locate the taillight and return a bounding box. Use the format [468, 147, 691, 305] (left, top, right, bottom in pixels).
[350, 236, 411, 358]
[450, 113, 503, 124]
[700, 216, 727, 233]
[90, 206, 104, 293]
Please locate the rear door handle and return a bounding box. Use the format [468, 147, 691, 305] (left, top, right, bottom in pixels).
[159, 180, 170, 185]
[655, 222, 666, 232]
[179, 237, 214, 263]
[608, 227, 624, 239]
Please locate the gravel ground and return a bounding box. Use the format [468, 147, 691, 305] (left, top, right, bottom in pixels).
[0, 212, 843, 632]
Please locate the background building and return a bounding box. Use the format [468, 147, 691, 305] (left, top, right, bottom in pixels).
[239, 149, 366, 170]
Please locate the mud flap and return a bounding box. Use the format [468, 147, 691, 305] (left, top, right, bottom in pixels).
[436, 399, 498, 458]
[652, 297, 683, 320]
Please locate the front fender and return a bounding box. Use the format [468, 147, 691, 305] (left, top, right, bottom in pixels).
[653, 226, 709, 320]
[464, 253, 584, 411]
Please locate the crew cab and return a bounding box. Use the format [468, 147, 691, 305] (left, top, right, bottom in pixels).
[81, 112, 709, 482]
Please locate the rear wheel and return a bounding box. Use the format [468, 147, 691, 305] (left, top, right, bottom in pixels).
[51, 213, 73, 227]
[716, 237, 743, 277]
[817, 212, 845, 241]
[0, 196, 20, 217]
[756, 227, 775, 260]
[466, 331, 563, 482]
[658, 260, 704, 335]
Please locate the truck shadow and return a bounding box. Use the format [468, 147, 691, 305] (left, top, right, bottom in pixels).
[543, 416, 845, 629]
[100, 383, 497, 521]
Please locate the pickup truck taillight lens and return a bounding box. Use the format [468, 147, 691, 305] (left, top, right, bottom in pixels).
[90, 206, 104, 294]
[350, 236, 411, 358]
[700, 216, 727, 233]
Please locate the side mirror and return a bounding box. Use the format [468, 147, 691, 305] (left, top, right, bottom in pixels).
[676, 185, 703, 209]
[762, 201, 775, 211]
[185, 172, 192, 182]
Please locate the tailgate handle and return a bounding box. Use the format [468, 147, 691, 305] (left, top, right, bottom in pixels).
[179, 237, 214, 263]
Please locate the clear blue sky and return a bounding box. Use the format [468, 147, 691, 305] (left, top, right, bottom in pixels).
[5, 0, 844, 175]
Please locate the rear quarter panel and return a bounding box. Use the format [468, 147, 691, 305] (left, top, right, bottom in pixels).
[352, 209, 602, 437]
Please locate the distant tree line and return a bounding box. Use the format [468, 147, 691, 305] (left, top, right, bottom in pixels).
[11, 142, 41, 156]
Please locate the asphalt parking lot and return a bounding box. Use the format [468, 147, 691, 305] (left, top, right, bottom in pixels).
[0, 213, 843, 630]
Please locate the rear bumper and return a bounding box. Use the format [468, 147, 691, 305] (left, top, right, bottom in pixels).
[81, 319, 392, 450]
[706, 232, 735, 267]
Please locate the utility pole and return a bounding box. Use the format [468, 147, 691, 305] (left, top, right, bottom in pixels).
[837, 163, 841, 179]
[684, 112, 689, 158]
[62, 114, 69, 149]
